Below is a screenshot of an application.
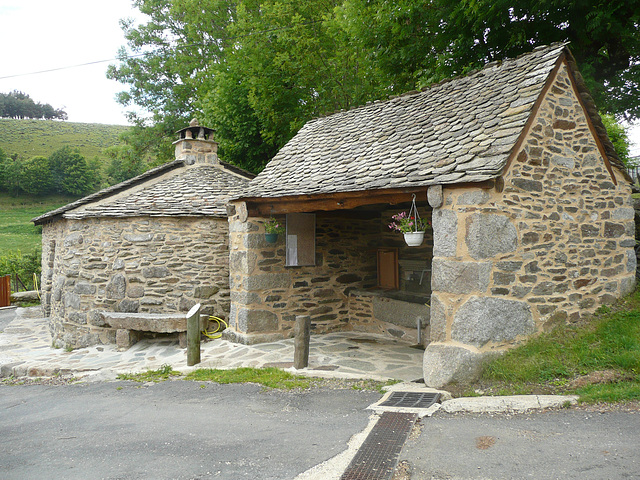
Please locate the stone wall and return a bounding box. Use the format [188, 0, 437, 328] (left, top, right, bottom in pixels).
[41, 215, 230, 348]
[226, 212, 378, 343]
[424, 62, 636, 387]
[348, 290, 430, 344]
[226, 206, 433, 344]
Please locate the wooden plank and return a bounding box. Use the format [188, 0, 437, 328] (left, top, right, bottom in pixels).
[244, 181, 496, 216]
[377, 248, 399, 290]
[0, 275, 10, 308]
[246, 188, 429, 216]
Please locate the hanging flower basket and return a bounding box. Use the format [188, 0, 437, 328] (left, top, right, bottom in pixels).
[388, 194, 430, 247]
[264, 217, 285, 244]
[265, 233, 279, 243]
[403, 231, 425, 247]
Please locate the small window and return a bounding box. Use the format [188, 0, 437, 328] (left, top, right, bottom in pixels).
[286, 213, 315, 266]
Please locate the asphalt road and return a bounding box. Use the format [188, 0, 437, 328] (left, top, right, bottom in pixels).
[400, 409, 640, 479]
[0, 380, 380, 480]
[0, 307, 16, 332]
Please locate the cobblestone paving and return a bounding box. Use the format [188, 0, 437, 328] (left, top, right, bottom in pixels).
[0, 307, 424, 382]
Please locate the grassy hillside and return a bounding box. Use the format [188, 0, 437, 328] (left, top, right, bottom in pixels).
[456, 291, 640, 404]
[0, 119, 130, 258]
[0, 193, 75, 255]
[0, 118, 129, 162]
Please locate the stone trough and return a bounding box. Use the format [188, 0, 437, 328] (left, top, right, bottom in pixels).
[349, 289, 430, 346]
[99, 312, 210, 351]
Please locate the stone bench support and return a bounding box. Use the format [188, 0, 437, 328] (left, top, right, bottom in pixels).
[100, 312, 209, 350]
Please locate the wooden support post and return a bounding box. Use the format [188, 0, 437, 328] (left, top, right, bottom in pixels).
[0, 275, 10, 308]
[294, 315, 311, 369]
[186, 303, 201, 366]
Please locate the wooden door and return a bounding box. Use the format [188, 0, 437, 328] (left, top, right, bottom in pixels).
[377, 248, 399, 290]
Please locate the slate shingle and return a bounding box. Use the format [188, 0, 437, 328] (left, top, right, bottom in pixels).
[33, 161, 253, 224]
[239, 43, 625, 200]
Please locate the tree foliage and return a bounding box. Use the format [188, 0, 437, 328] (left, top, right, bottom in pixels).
[109, 0, 639, 172]
[0, 149, 22, 196]
[48, 147, 100, 196]
[0, 147, 100, 197]
[601, 114, 631, 167]
[104, 144, 148, 184]
[108, 0, 389, 171]
[0, 91, 67, 120]
[20, 156, 53, 195]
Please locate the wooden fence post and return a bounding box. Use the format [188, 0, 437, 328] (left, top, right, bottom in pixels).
[0, 275, 10, 308]
[186, 303, 201, 366]
[294, 315, 311, 369]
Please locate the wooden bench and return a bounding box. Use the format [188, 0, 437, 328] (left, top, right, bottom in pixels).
[100, 312, 209, 350]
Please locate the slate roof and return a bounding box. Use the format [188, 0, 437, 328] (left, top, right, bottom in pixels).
[239, 43, 625, 200]
[33, 160, 254, 224]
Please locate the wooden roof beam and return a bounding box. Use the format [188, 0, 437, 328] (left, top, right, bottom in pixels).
[244, 188, 428, 216]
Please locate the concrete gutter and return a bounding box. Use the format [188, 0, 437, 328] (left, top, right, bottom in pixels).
[440, 394, 579, 414]
[368, 383, 579, 416]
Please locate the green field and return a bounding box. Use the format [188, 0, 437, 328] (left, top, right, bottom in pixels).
[0, 118, 130, 257]
[0, 118, 129, 162]
[0, 193, 74, 255]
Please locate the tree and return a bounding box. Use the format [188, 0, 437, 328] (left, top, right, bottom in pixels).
[201, 68, 278, 173]
[110, 0, 640, 173]
[20, 156, 53, 195]
[0, 91, 67, 120]
[339, 0, 640, 119]
[48, 147, 99, 196]
[601, 114, 631, 167]
[104, 144, 148, 185]
[208, 0, 387, 168]
[110, 0, 388, 172]
[0, 150, 22, 196]
[107, 0, 236, 165]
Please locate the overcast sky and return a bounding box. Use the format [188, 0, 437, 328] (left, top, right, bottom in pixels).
[0, 0, 142, 126]
[0, 0, 638, 157]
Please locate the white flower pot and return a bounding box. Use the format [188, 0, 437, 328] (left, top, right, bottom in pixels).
[403, 231, 425, 247]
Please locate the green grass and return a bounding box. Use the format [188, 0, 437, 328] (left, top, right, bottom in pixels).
[117, 364, 181, 383]
[117, 365, 399, 392]
[0, 118, 128, 162]
[117, 366, 313, 390]
[184, 367, 313, 390]
[469, 291, 640, 404]
[0, 192, 75, 254]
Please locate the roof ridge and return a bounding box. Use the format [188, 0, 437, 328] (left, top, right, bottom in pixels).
[219, 160, 256, 179]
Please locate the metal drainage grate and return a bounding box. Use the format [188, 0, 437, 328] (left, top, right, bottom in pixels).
[341, 412, 417, 480]
[379, 391, 440, 409]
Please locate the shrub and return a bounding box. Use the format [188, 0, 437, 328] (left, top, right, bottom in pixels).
[0, 249, 41, 290]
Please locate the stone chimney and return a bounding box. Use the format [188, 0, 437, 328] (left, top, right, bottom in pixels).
[173, 118, 219, 165]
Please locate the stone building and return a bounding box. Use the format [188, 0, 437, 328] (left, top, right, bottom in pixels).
[226, 43, 635, 386]
[33, 122, 254, 349]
